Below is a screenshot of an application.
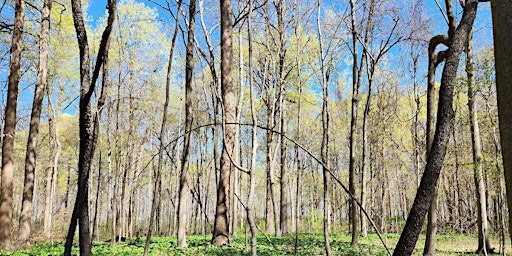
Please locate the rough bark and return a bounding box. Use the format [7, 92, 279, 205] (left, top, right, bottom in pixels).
[491, 0, 512, 248]
[425, 4, 456, 254]
[64, 0, 115, 254]
[0, 0, 24, 249]
[213, 0, 235, 245]
[393, 1, 479, 255]
[177, 0, 195, 248]
[17, 0, 52, 246]
[424, 2, 454, 253]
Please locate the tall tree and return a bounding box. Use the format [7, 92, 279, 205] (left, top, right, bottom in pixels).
[491, 0, 512, 248]
[0, 0, 24, 249]
[317, 0, 331, 254]
[466, 27, 493, 254]
[246, 0, 258, 253]
[348, 0, 368, 245]
[393, 1, 479, 255]
[177, 0, 196, 248]
[64, 0, 116, 254]
[213, 0, 235, 245]
[424, 1, 455, 253]
[144, 0, 182, 253]
[17, 0, 52, 246]
[277, 0, 289, 236]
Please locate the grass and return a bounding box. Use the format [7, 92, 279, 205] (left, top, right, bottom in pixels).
[0, 232, 508, 255]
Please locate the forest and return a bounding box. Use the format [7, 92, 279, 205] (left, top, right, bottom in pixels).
[0, 0, 511, 255]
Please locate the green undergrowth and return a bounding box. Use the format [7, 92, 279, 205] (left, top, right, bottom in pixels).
[1, 232, 505, 255]
[0, 233, 387, 256]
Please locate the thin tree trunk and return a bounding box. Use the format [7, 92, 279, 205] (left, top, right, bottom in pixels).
[466, 28, 492, 254]
[348, 0, 365, 245]
[92, 144, 102, 242]
[246, 1, 257, 253]
[317, 1, 330, 254]
[18, 0, 52, 245]
[0, 0, 24, 249]
[143, 0, 182, 252]
[293, 1, 303, 251]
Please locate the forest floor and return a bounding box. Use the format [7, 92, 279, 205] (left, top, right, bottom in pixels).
[0, 232, 509, 255]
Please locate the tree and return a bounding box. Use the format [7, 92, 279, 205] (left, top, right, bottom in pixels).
[317, 0, 331, 254]
[348, 0, 367, 245]
[393, 1, 480, 255]
[424, 1, 456, 253]
[246, 1, 258, 253]
[64, 0, 116, 254]
[0, 0, 24, 249]
[491, 0, 512, 248]
[466, 26, 493, 254]
[277, 0, 289, 236]
[177, 0, 196, 248]
[213, 0, 235, 245]
[17, 0, 53, 246]
[144, 0, 183, 253]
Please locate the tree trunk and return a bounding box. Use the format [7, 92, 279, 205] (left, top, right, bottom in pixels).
[348, 0, 365, 245]
[393, 1, 479, 255]
[142, 0, 182, 252]
[0, 0, 24, 249]
[213, 0, 235, 245]
[317, 1, 330, 254]
[491, 0, 512, 249]
[466, 28, 493, 253]
[177, 0, 195, 248]
[275, 0, 289, 236]
[64, 0, 115, 254]
[246, 1, 257, 253]
[18, 0, 52, 246]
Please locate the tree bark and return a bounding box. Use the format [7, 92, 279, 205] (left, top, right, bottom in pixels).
[491, 0, 512, 248]
[393, 1, 479, 255]
[64, 0, 115, 254]
[17, 0, 52, 246]
[0, 0, 24, 249]
[177, 0, 195, 248]
[213, 0, 235, 246]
